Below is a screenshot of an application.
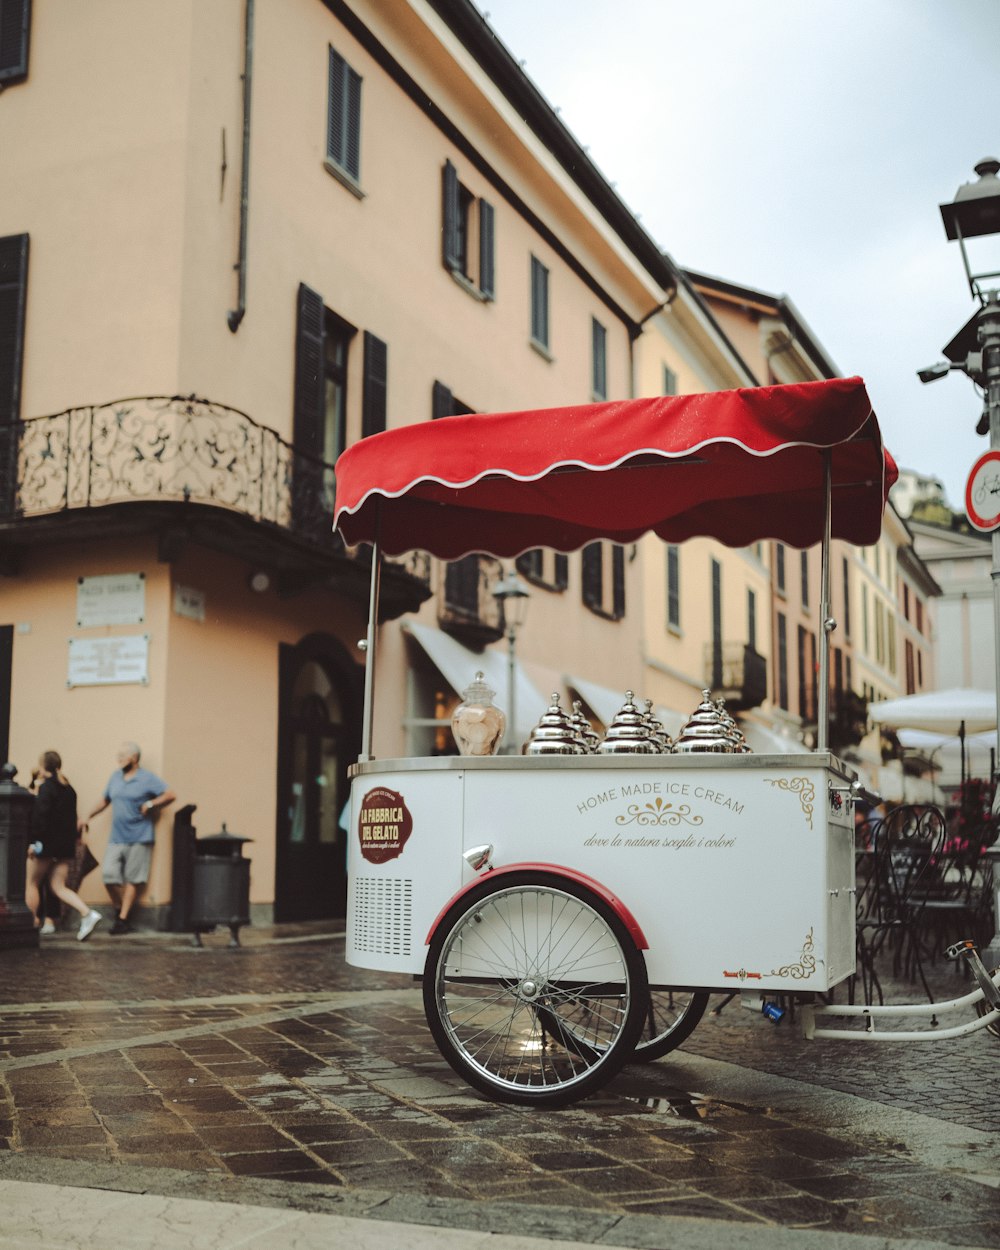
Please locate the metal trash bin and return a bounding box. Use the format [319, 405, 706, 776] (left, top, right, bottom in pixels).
[190, 823, 252, 947]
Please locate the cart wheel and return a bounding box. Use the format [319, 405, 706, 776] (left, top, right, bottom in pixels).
[629, 989, 709, 1063]
[423, 871, 648, 1107]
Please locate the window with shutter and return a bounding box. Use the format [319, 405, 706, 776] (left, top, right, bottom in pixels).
[327, 46, 362, 184]
[362, 332, 388, 438]
[292, 284, 355, 531]
[711, 558, 723, 688]
[591, 317, 607, 400]
[293, 284, 325, 459]
[431, 382, 473, 422]
[666, 544, 680, 630]
[441, 160, 495, 300]
[777, 612, 789, 711]
[0, 231, 28, 426]
[582, 542, 624, 619]
[530, 255, 549, 351]
[663, 365, 678, 396]
[431, 381, 453, 421]
[582, 543, 602, 612]
[0, 233, 27, 517]
[610, 544, 625, 619]
[0, 0, 30, 85]
[516, 549, 567, 593]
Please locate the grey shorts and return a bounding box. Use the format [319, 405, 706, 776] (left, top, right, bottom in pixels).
[102, 842, 153, 886]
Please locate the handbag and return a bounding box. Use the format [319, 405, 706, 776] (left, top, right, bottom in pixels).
[69, 840, 99, 891]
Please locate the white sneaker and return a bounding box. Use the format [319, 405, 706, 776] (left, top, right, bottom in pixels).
[40, 920, 57, 936]
[77, 910, 102, 942]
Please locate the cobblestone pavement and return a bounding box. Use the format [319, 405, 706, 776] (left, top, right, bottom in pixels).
[1, 923, 998, 1249]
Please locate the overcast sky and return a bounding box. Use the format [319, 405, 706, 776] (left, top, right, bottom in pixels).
[480, 0, 1000, 511]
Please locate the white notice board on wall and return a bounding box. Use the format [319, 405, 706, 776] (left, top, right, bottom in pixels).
[67, 636, 150, 687]
[76, 573, 146, 628]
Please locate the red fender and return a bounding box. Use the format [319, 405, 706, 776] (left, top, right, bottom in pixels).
[424, 862, 649, 950]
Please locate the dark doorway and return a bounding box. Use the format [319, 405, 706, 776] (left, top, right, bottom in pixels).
[275, 634, 361, 921]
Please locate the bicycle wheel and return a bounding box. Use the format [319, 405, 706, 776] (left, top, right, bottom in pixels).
[630, 989, 709, 1062]
[423, 871, 648, 1107]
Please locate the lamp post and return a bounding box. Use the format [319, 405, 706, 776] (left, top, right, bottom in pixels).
[920, 157, 1000, 964]
[492, 570, 530, 755]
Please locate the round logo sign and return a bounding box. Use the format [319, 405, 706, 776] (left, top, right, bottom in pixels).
[966, 449, 1000, 532]
[357, 786, 413, 865]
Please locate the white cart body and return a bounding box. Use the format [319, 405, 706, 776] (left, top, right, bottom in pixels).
[347, 752, 857, 993]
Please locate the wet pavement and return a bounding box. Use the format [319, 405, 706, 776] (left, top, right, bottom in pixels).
[1, 920, 998, 1249]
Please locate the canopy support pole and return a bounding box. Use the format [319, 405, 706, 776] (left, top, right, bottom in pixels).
[360, 524, 382, 763]
[817, 451, 833, 754]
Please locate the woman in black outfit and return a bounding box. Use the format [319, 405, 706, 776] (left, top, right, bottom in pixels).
[26, 750, 103, 941]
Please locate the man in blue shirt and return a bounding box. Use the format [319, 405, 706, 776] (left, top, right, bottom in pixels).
[81, 742, 175, 935]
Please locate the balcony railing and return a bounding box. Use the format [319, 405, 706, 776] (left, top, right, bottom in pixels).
[704, 642, 768, 711]
[5, 394, 336, 544]
[0, 394, 433, 617]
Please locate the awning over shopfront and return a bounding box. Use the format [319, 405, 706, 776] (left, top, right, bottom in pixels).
[565, 675, 686, 737]
[403, 620, 543, 745]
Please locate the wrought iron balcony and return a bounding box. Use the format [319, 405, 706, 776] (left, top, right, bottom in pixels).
[0, 395, 431, 619]
[704, 641, 768, 712]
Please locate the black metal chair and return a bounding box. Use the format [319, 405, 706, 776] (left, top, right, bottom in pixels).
[918, 816, 999, 965]
[853, 805, 945, 1006]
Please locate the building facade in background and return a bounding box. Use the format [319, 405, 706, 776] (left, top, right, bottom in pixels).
[0, 0, 939, 924]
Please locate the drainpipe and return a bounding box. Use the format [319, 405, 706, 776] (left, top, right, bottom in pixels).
[227, 0, 254, 333]
[628, 284, 677, 397]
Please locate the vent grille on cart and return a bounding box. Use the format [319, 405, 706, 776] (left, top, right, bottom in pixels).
[353, 878, 413, 957]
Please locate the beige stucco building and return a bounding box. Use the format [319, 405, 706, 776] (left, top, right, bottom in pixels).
[1, 0, 923, 927]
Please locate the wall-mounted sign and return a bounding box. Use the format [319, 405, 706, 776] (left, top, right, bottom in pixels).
[76, 573, 145, 628]
[966, 449, 1000, 532]
[173, 584, 206, 623]
[67, 635, 150, 687]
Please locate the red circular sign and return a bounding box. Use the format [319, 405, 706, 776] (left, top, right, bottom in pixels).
[966, 450, 1000, 532]
[357, 786, 413, 865]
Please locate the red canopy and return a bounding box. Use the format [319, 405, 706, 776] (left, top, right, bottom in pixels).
[333, 377, 897, 559]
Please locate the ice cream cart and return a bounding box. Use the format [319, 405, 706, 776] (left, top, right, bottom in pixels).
[334, 377, 1000, 1107]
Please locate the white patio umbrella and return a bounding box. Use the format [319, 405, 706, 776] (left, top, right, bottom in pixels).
[869, 688, 997, 789]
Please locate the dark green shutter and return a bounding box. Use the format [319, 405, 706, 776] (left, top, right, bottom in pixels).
[344, 64, 361, 180]
[0, 0, 30, 85]
[0, 233, 28, 426]
[592, 318, 607, 400]
[479, 199, 495, 299]
[582, 543, 602, 611]
[362, 332, 387, 438]
[554, 553, 568, 590]
[431, 380, 453, 421]
[611, 544, 625, 618]
[442, 160, 460, 271]
[327, 48, 362, 180]
[293, 283, 324, 457]
[515, 550, 542, 580]
[530, 256, 548, 345]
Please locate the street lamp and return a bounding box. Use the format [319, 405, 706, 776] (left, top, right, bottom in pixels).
[923, 158, 1000, 963]
[492, 569, 530, 754]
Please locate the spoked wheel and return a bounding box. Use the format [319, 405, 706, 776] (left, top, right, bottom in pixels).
[423, 871, 648, 1107]
[630, 988, 709, 1062]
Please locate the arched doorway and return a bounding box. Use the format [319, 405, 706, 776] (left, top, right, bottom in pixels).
[275, 634, 360, 921]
